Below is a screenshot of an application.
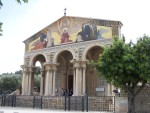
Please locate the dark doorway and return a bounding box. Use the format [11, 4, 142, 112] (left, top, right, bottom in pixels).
[68, 75, 73, 90]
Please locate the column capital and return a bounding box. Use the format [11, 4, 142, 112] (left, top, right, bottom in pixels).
[21, 65, 36, 73]
[20, 65, 28, 69]
[71, 59, 88, 68]
[28, 65, 36, 73]
[44, 62, 59, 71]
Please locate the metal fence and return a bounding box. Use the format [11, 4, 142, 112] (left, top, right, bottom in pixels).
[0, 95, 115, 112]
[88, 96, 115, 112]
[65, 96, 85, 111]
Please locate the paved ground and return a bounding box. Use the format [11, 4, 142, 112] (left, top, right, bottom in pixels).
[0, 107, 114, 113]
[1, 107, 69, 113]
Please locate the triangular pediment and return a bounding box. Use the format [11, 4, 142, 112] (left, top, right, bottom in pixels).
[24, 16, 122, 52]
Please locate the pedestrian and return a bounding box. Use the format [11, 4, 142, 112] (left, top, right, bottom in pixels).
[61, 88, 64, 96]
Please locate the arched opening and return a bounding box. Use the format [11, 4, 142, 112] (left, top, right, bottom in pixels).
[56, 50, 73, 96]
[32, 54, 46, 96]
[33, 61, 41, 94]
[86, 46, 104, 96]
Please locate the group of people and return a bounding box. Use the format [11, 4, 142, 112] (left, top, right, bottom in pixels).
[61, 88, 73, 96]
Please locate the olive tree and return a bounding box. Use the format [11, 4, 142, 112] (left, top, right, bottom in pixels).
[0, 75, 22, 93]
[94, 35, 150, 113]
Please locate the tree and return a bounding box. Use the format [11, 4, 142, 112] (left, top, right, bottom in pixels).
[34, 75, 40, 92]
[0, 75, 22, 93]
[15, 70, 23, 74]
[94, 35, 150, 113]
[35, 67, 41, 76]
[0, 0, 28, 35]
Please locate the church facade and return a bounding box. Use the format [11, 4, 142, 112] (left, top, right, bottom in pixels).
[21, 16, 123, 96]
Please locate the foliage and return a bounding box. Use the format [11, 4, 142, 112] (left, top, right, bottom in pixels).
[0, 0, 28, 8]
[16, 0, 28, 4]
[0, 75, 22, 92]
[134, 35, 150, 81]
[0, 0, 28, 35]
[0, 22, 2, 36]
[15, 70, 23, 74]
[35, 67, 41, 76]
[34, 75, 40, 92]
[94, 35, 150, 113]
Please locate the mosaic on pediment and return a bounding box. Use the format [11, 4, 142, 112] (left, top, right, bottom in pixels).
[27, 17, 114, 52]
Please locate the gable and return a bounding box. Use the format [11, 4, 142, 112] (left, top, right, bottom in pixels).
[24, 16, 122, 52]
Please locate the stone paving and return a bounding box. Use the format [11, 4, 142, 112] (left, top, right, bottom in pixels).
[0, 107, 113, 113]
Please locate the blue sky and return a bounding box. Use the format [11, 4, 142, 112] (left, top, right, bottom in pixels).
[0, 0, 150, 74]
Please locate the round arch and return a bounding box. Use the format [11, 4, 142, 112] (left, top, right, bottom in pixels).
[29, 53, 47, 66]
[82, 43, 105, 60]
[27, 53, 47, 96]
[84, 43, 104, 96]
[53, 48, 75, 63]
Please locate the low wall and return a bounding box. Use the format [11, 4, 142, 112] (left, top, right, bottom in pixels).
[120, 85, 150, 113]
[115, 97, 128, 113]
[135, 86, 150, 113]
[15, 95, 33, 108]
[0, 95, 115, 112]
[88, 96, 114, 112]
[42, 96, 65, 109]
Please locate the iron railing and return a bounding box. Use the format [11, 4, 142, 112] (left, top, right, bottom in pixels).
[0, 95, 115, 112]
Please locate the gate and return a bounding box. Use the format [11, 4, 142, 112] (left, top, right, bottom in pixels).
[65, 96, 85, 111]
[1, 95, 15, 107]
[33, 96, 42, 109]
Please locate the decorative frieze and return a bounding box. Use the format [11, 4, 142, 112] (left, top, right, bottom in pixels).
[24, 39, 112, 58]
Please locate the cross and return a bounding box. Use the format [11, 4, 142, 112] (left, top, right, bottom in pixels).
[64, 8, 67, 16]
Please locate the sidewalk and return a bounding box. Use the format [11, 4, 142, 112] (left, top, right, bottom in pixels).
[1, 107, 68, 113]
[0, 107, 113, 113]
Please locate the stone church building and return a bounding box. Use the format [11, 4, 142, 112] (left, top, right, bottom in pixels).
[21, 16, 123, 96]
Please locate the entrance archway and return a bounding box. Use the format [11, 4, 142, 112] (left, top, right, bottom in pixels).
[32, 54, 46, 96]
[86, 46, 103, 96]
[57, 50, 73, 95]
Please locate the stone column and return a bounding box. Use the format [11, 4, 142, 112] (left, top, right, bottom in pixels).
[71, 60, 84, 96]
[25, 73, 29, 95]
[75, 66, 80, 95]
[21, 65, 27, 95]
[79, 67, 82, 95]
[52, 69, 56, 96]
[52, 63, 59, 96]
[49, 70, 53, 95]
[44, 62, 58, 96]
[44, 63, 49, 96]
[22, 72, 26, 95]
[73, 68, 76, 95]
[28, 71, 32, 95]
[44, 65, 51, 96]
[81, 60, 87, 95]
[40, 70, 44, 96]
[82, 66, 86, 94]
[28, 66, 34, 95]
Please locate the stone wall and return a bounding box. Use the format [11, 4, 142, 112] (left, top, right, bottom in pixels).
[0, 87, 149, 113]
[42, 96, 65, 109]
[120, 85, 150, 113]
[15, 95, 34, 108]
[115, 97, 128, 113]
[88, 96, 115, 112]
[135, 86, 150, 113]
